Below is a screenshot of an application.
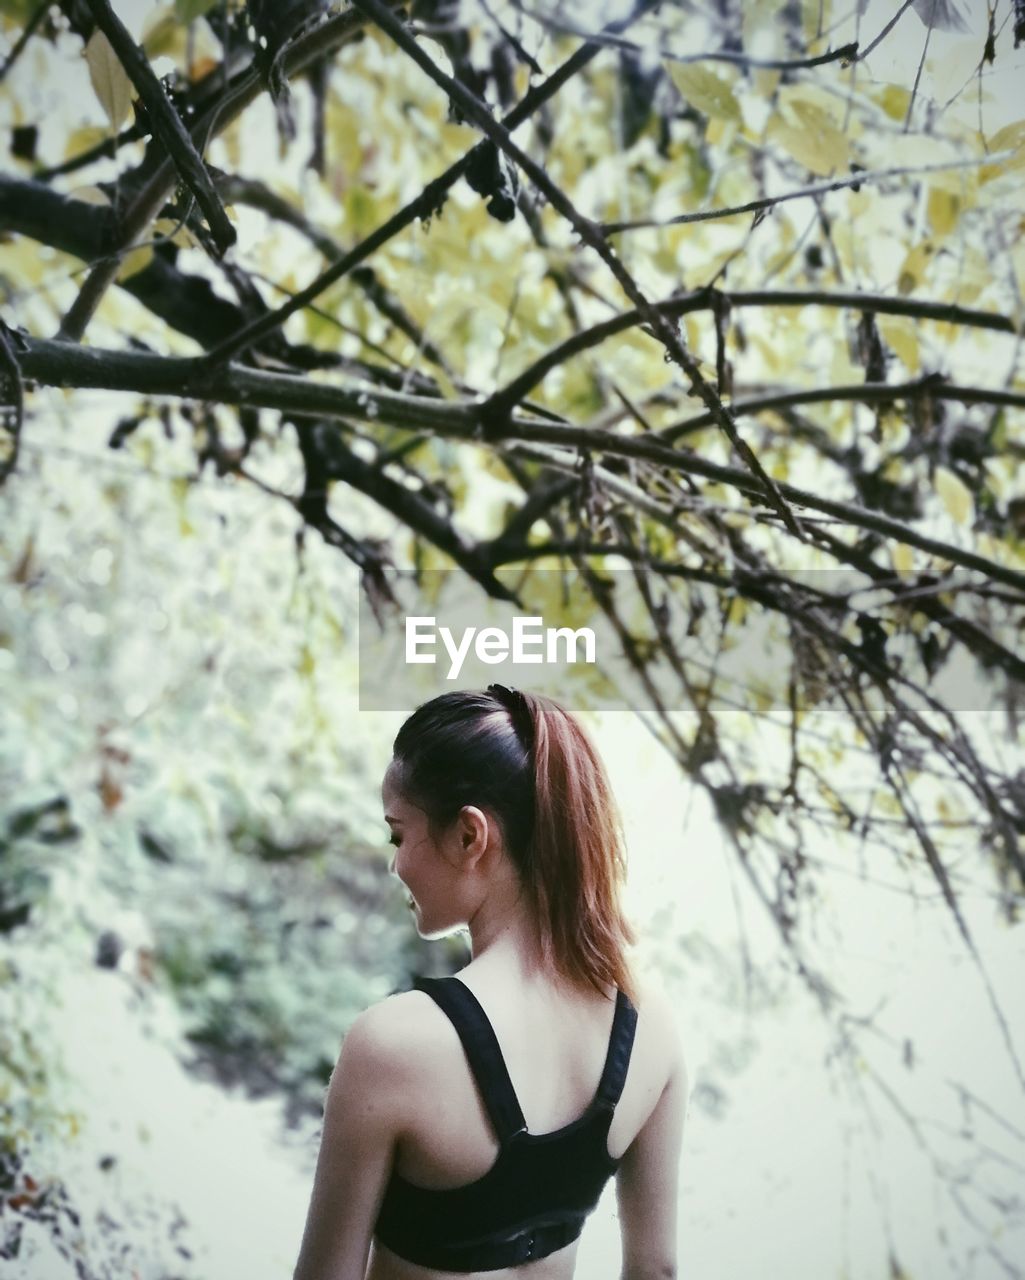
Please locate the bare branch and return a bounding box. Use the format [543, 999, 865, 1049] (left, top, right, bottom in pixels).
[660, 373, 1025, 443]
[293, 420, 520, 602]
[85, 0, 235, 257]
[216, 173, 456, 377]
[601, 151, 1019, 234]
[0, 319, 25, 485]
[17, 335, 1025, 596]
[490, 285, 1020, 420]
[507, 2, 858, 71]
[0, 0, 50, 84]
[349, 0, 806, 541]
[857, 0, 917, 63]
[198, 3, 655, 366]
[51, 6, 371, 345]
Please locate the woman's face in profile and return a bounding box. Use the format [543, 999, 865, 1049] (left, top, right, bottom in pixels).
[382, 761, 460, 939]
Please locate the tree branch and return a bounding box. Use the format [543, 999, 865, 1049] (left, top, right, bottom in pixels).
[601, 152, 1014, 234]
[84, 0, 235, 257]
[51, 6, 371, 345]
[292, 422, 520, 602]
[0, 318, 25, 485]
[660, 373, 1025, 443]
[349, 0, 806, 542]
[0, 175, 376, 372]
[198, 1, 657, 366]
[215, 172, 455, 377]
[506, 4, 858, 71]
[0, 0, 50, 84]
[21, 335, 1025, 595]
[492, 286, 1020, 413]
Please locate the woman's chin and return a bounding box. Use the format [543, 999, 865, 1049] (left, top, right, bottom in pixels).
[417, 918, 464, 942]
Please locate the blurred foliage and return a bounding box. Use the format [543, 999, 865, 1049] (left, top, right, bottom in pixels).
[0, 423, 460, 1270]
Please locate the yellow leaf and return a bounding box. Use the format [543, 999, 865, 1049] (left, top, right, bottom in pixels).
[153, 217, 197, 249]
[876, 791, 902, 818]
[176, 0, 219, 20]
[800, 0, 828, 41]
[896, 241, 935, 296]
[85, 30, 134, 133]
[891, 542, 914, 578]
[705, 117, 737, 148]
[767, 106, 847, 175]
[141, 6, 183, 60]
[116, 244, 154, 281]
[877, 314, 920, 372]
[988, 119, 1025, 153]
[934, 466, 973, 526]
[829, 345, 863, 385]
[667, 64, 741, 123]
[875, 83, 911, 121]
[980, 120, 1025, 183]
[63, 124, 108, 163]
[67, 185, 112, 206]
[752, 67, 781, 99]
[927, 186, 961, 237]
[190, 55, 219, 82]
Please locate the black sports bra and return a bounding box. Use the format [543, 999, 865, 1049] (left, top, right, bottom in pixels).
[373, 974, 638, 1272]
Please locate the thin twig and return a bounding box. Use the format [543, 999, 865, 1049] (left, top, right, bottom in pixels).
[601, 150, 1019, 234]
[0, 0, 50, 84]
[346, 0, 808, 540]
[200, 1, 659, 366]
[507, 2, 858, 71]
[492, 286, 1019, 414]
[54, 6, 370, 346]
[903, 11, 934, 133]
[0, 319, 25, 485]
[86, 0, 237, 254]
[856, 0, 917, 63]
[658, 374, 1025, 443]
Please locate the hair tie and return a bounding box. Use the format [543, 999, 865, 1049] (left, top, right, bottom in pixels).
[487, 683, 533, 749]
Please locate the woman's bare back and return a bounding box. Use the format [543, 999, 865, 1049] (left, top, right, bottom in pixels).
[365, 965, 679, 1280]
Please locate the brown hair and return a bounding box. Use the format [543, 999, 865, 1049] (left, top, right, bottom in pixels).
[390, 687, 639, 1007]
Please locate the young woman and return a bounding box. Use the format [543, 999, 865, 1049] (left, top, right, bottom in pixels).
[293, 685, 688, 1280]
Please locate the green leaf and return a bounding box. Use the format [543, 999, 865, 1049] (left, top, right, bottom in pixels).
[84, 30, 133, 133]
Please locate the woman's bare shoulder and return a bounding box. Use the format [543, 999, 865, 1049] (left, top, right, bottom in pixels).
[633, 973, 688, 1084]
[353, 985, 456, 1063]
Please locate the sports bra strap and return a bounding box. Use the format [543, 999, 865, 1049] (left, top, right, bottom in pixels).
[413, 976, 638, 1140]
[594, 987, 638, 1110]
[413, 976, 528, 1144]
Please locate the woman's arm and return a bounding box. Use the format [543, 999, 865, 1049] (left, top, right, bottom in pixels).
[615, 988, 689, 1280]
[292, 1002, 409, 1280]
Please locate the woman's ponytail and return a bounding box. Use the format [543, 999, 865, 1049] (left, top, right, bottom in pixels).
[521, 692, 639, 1007]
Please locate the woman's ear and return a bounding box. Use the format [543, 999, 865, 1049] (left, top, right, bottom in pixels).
[456, 805, 491, 862]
